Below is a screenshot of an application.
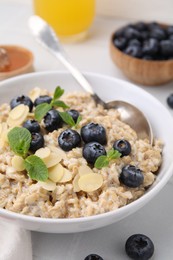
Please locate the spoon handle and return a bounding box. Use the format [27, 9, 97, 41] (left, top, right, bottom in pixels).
[28, 15, 97, 97]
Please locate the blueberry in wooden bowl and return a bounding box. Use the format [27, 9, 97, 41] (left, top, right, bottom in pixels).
[110, 21, 173, 86]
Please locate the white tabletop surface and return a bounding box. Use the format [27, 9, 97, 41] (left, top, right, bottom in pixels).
[1, 1, 173, 260]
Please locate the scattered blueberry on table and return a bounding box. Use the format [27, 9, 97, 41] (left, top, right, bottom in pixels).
[167, 93, 173, 108]
[113, 21, 173, 60]
[125, 234, 154, 260]
[84, 254, 104, 260]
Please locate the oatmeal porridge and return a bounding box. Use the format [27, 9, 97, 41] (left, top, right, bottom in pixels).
[0, 87, 162, 218]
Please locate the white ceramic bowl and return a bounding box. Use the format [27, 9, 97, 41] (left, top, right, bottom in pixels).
[0, 71, 173, 233]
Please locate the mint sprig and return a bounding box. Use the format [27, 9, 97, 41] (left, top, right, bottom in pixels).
[94, 148, 121, 169]
[8, 127, 31, 157]
[8, 127, 48, 182]
[59, 111, 82, 128]
[24, 155, 48, 182]
[34, 86, 69, 122]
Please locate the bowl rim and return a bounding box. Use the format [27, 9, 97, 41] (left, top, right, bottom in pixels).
[0, 70, 173, 224]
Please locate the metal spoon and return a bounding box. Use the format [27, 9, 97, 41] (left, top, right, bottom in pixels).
[28, 15, 153, 144]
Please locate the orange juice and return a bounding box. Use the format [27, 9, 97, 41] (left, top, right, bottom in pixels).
[33, 0, 95, 41]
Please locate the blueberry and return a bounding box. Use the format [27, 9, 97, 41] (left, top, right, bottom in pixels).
[58, 129, 81, 151]
[134, 22, 148, 31]
[150, 27, 167, 40]
[141, 31, 149, 40]
[128, 39, 141, 47]
[160, 40, 173, 57]
[67, 109, 80, 123]
[167, 93, 173, 108]
[10, 95, 33, 112]
[81, 123, 107, 145]
[124, 45, 142, 58]
[124, 27, 141, 40]
[142, 38, 159, 56]
[30, 132, 44, 152]
[34, 95, 52, 106]
[169, 35, 173, 41]
[119, 164, 144, 188]
[113, 139, 131, 157]
[142, 55, 153, 60]
[148, 22, 159, 30]
[167, 26, 173, 36]
[44, 109, 62, 132]
[83, 142, 106, 164]
[113, 37, 127, 50]
[114, 27, 126, 38]
[125, 234, 154, 260]
[23, 120, 40, 133]
[84, 254, 104, 260]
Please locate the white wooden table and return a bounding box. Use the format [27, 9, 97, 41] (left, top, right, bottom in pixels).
[1, 1, 173, 259]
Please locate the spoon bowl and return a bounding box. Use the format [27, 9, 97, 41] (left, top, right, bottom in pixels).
[28, 15, 153, 144]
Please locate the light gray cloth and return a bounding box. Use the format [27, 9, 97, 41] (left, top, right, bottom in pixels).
[0, 221, 32, 260]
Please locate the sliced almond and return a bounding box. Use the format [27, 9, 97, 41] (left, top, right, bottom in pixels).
[48, 146, 67, 160]
[9, 104, 27, 120]
[38, 179, 56, 191]
[29, 87, 41, 102]
[45, 152, 64, 168]
[35, 147, 51, 160]
[48, 163, 64, 183]
[58, 168, 72, 183]
[78, 165, 93, 176]
[78, 173, 103, 192]
[11, 155, 25, 171]
[7, 105, 29, 127]
[72, 174, 81, 192]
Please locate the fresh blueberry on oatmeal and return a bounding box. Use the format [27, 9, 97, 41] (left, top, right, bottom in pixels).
[58, 129, 81, 151]
[119, 165, 144, 188]
[23, 119, 40, 133]
[10, 95, 33, 112]
[29, 132, 44, 152]
[44, 109, 62, 132]
[125, 234, 154, 260]
[81, 123, 107, 145]
[113, 139, 131, 157]
[67, 109, 80, 123]
[83, 142, 106, 164]
[34, 95, 52, 106]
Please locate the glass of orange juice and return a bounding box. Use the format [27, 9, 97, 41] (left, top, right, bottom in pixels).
[33, 0, 95, 42]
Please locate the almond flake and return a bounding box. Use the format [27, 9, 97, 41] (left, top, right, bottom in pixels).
[72, 174, 81, 192]
[38, 179, 56, 191]
[78, 173, 103, 192]
[11, 155, 25, 171]
[58, 168, 72, 183]
[7, 105, 29, 127]
[9, 104, 27, 120]
[29, 87, 41, 102]
[35, 147, 51, 160]
[78, 165, 93, 176]
[48, 163, 64, 182]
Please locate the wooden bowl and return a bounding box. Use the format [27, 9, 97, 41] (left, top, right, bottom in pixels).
[0, 45, 34, 81]
[110, 30, 173, 86]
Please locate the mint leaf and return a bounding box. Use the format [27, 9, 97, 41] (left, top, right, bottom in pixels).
[51, 100, 69, 109]
[53, 86, 64, 100]
[75, 115, 82, 128]
[59, 111, 75, 127]
[24, 155, 48, 181]
[94, 155, 109, 169]
[8, 127, 31, 157]
[34, 103, 52, 122]
[94, 149, 121, 169]
[109, 149, 121, 159]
